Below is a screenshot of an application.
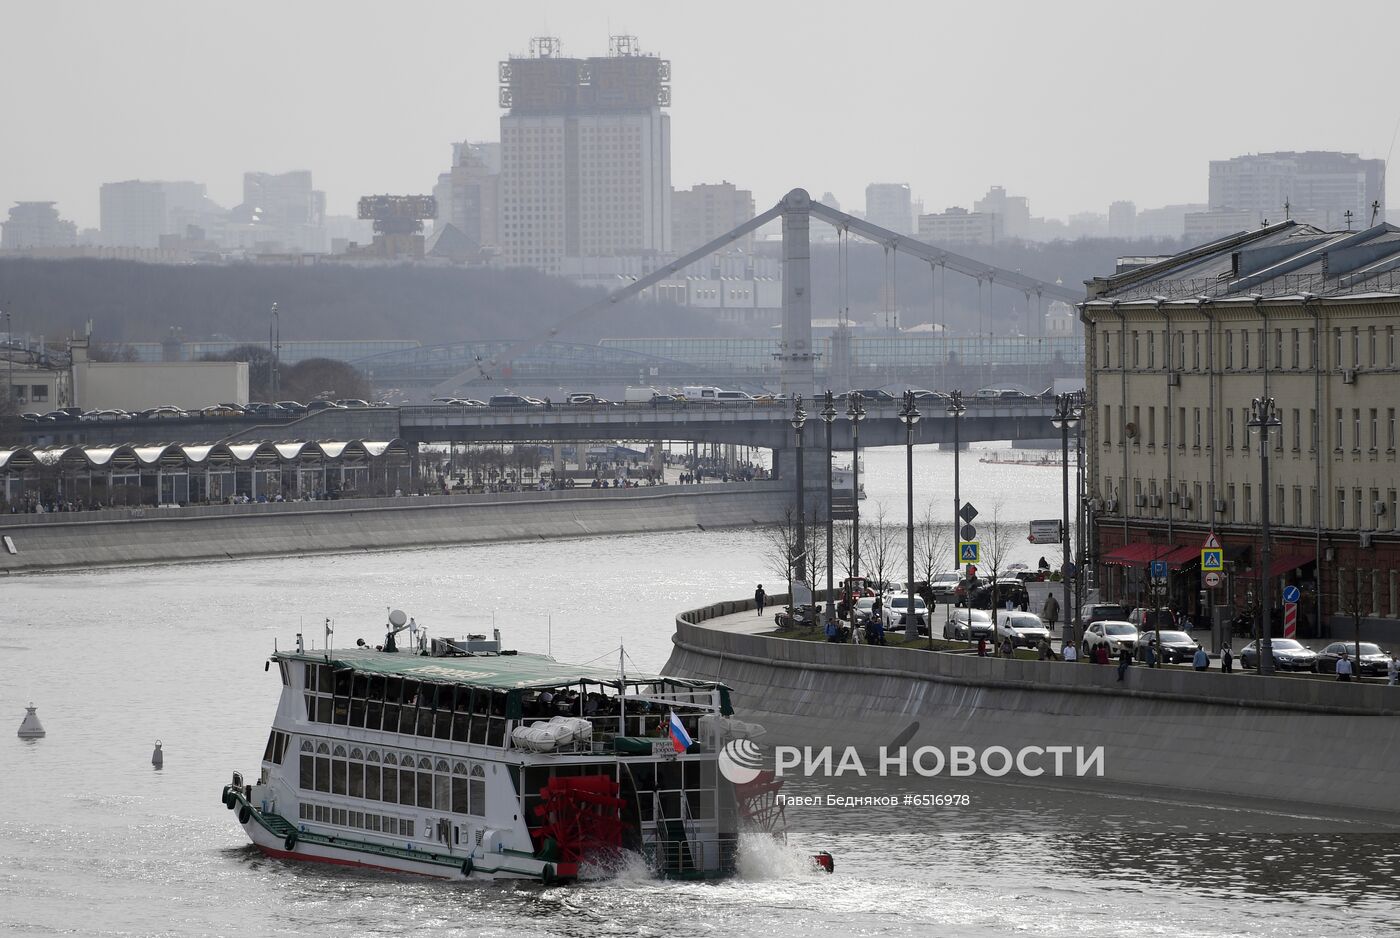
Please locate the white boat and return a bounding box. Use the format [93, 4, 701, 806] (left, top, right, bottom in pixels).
[831, 464, 867, 500]
[222, 614, 757, 882]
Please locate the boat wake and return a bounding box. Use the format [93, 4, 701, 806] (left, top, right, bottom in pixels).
[736, 834, 827, 881]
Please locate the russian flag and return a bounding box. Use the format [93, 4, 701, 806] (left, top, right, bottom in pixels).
[667, 711, 693, 753]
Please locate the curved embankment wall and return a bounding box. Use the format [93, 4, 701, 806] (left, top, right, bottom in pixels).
[0, 483, 786, 575]
[666, 600, 1400, 818]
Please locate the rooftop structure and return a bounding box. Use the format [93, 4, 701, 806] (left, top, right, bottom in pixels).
[1, 202, 77, 250]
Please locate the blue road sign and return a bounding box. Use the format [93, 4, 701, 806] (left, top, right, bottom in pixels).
[959, 541, 981, 563]
[1201, 549, 1224, 572]
[1282, 585, 1301, 604]
[1150, 560, 1168, 579]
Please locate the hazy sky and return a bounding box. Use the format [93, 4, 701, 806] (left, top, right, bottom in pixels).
[4, 0, 1397, 230]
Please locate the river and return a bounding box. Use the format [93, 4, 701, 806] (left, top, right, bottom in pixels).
[4, 445, 1397, 937]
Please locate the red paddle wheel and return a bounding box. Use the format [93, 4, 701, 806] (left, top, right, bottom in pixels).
[734, 770, 787, 836]
[530, 775, 626, 879]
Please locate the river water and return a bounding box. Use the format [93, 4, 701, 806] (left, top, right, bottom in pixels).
[5, 445, 1398, 937]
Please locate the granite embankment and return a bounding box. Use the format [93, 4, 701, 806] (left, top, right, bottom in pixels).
[0, 482, 787, 574]
[666, 599, 1400, 818]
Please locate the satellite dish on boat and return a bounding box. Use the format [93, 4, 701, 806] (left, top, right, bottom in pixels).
[388, 609, 407, 628]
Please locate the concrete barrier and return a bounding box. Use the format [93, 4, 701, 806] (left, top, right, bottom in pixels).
[0, 483, 788, 575]
[666, 603, 1400, 817]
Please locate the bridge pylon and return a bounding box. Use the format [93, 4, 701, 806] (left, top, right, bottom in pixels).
[779, 188, 817, 399]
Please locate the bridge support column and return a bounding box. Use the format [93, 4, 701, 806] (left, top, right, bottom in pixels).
[552, 444, 565, 478]
[775, 445, 831, 518]
[779, 189, 816, 399]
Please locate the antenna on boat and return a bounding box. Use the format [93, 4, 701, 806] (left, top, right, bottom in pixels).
[618, 644, 627, 738]
[324, 617, 333, 659]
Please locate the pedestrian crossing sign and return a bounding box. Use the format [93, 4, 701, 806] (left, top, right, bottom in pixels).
[1201, 549, 1224, 572]
[959, 541, 980, 563]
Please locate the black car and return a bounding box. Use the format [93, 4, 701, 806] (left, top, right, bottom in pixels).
[1078, 603, 1130, 627]
[1239, 638, 1318, 671]
[968, 579, 1029, 611]
[836, 389, 896, 402]
[1133, 630, 1200, 664]
[1315, 642, 1391, 676]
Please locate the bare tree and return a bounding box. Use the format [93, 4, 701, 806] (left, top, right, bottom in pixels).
[861, 501, 903, 593]
[980, 502, 1014, 610]
[915, 504, 953, 597]
[1333, 551, 1370, 663]
[761, 508, 803, 602]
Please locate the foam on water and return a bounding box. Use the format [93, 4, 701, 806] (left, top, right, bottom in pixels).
[736, 833, 826, 882]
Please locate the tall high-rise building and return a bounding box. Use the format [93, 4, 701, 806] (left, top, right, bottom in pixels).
[672, 181, 755, 254]
[498, 35, 672, 273]
[864, 183, 913, 234]
[100, 180, 210, 248]
[432, 142, 501, 255]
[1208, 151, 1385, 230]
[1, 202, 77, 249]
[1108, 200, 1136, 239]
[230, 171, 326, 252]
[974, 185, 1031, 239]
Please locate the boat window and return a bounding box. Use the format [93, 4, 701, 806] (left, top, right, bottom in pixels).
[399, 767, 416, 806]
[333, 744, 347, 757]
[402, 680, 421, 707]
[301, 740, 313, 752]
[434, 770, 451, 812]
[383, 752, 397, 765]
[385, 677, 403, 704]
[453, 761, 468, 774]
[317, 665, 334, 694]
[469, 764, 485, 816]
[315, 750, 330, 794]
[334, 669, 352, 697]
[452, 773, 469, 814]
[435, 759, 449, 772]
[367, 749, 379, 762]
[416, 697, 435, 737]
[331, 752, 347, 796]
[452, 694, 471, 743]
[365, 693, 383, 732]
[273, 732, 288, 764]
[398, 696, 418, 735]
[351, 673, 368, 699]
[300, 750, 313, 790]
[348, 760, 364, 799]
[350, 747, 363, 760]
[316, 742, 330, 754]
[349, 695, 366, 729]
[365, 761, 381, 801]
[278, 661, 290, 687]
[263, 731, 277, 763]
[380, 765, 397, 803]
[317, 697, 332, 724]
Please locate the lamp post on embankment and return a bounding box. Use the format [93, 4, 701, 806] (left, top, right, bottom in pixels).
[898, 390, 922, 647]
[946, 391, 966, 628]
[1248, 396, 1281, 676]
[791, 396, 808, 604]
[821, 391, 838, 625]
[847, 392, 865, 581]
[1052, 392, 1082, 650]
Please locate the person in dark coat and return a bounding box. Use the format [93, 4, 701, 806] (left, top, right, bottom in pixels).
[1117, 646, 1133, 681]
[754, 585, 767, 616]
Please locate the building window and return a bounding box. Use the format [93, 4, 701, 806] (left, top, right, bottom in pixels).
[1333, 328, 1342, 369]
[1148, 407, 1156, 446]
[1293, 487, 1303, 526]
[1225, 331, 1234, 370]
[1103, 405, 1111, 445]
[1227, 484, 1236, 522]
[1132, 405, 1141, 444]
[1192, 331, 1201, 370]
[1243, 484, 1252, 522]
[1147, 331, 1155, 368]
[1241, 407, 1250, 451]
[1226, 409, 1235, 449]
[1102, 333, 1111, 369]
[1193, 408, 1202, 448]
[1310, 409, 1318, 453]
[1371, 409, 1379, 450]
[1308, 327, 1316, 369]
[1337, 488, 1347, 528]
[1132, 331, 1140, 368]
[1334, 409, 1344, 451]
[1389, 408, 1396, 451]
[1352, 327, 1360, 368]
[1292, 409, 1301, 451]
[1354, 409, 1362, 451]
[1369, 326, 1377, 367]
[1291, 329, 1300, 369]
[1178, 407, 1186, 449]
[1242, 329, 1250, 369]
[1276, 485, 1285, 525]
[1176, 332, 1185, 370]
[1355, 488, 1364, 531]
[1388, 326, 1395, 368]
[30, 385, 48, 403]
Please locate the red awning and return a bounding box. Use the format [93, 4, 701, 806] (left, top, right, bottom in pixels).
[1269, 550, 1316, 578]
[1100, 543, 1199, 570]
[1163, 545, 1201, 570]
[1100, 543, 1156, 566]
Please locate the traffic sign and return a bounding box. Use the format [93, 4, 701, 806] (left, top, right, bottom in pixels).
[1282, 585, 1301, 604]
[1203, 532, 1222, 550]
[1201, 549, 1224, 572]
[960, 503, 979, 524]
[1150, 560, 1168, 579]
[1204, 571, 1222, 588]
[1029, 519, 1063, 544]
[961, 523, 977, 541]
[959, 541, 981, 563]
[1283, 601, 1298, 638]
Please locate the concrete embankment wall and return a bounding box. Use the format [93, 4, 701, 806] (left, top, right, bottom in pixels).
[0, 483, 786, 575]
[666, 600, 1400, 817]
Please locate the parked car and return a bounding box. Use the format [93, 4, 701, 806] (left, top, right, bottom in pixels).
[566, 392, 611, 405]
[334, 399, 371, 408]
[244, 402, 288, 417]
[969, 578, 1030, 611]
[851, 597, 880, 625]
[910, 389, 951, 402]
[200, 404, 244, 418]
[995, 610, 1050, 647]
[836, 388, 896, 402]
[929, 572, 962, 603]
[42, 410, 78, 422]
[1239, 638, 1318, 672]
[1315, 642, 1391, 675]
[944, 608, 995, 641]
[80, 409, 131, 422]
[1129, 607, 1176, 631]
[20, 412, 51, 422]
[1132, 629, 1200, 664]
[1078, 603, 1131, 627]
[1082, 620, 1139, 657]
[887, 594, 929, 632]
[306, 400, 345, 413]
[276, 400, 308, 415]
[973, 387, 1033, 401]
[487, 394, 544, 407]
[1013, 570, 1044, 583]
[139, 405, 187, 419]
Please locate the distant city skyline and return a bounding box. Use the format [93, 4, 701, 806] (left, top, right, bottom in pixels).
[3, 1, 1397, 233]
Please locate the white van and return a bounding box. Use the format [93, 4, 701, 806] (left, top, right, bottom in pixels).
[715, 390, 755, 402]
[681, 385, 722, 402]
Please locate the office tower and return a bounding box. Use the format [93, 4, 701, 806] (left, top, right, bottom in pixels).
[1209, 151, 1385, 230]
[498, 36, 672, 273]
[864, 183, 913, 234]
[672, 181, 755, 254]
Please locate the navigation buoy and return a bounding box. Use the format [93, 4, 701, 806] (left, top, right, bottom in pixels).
[151, 740, 164, 768]
[18, 704, 45, 739]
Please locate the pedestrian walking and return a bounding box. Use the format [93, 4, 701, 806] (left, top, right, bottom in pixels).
[1000, 636, 1015, 658]
[1192, 646, 1209, 671]
[1388, 653, 1399, 686]
[1116, 647, 1132, 681]
[1221, 645, 1233, 673]
[1042, 593, 1059, 634]
[754, 584, 766, 616]
[1335, 652, 1354, 682]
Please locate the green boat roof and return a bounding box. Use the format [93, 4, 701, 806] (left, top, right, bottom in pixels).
[278, 648, 717, 692]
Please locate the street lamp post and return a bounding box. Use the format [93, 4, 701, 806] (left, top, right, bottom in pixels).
[847, 392, 866, 581]
[1052, 393, 1083, 650]
[946, 391, 967, 623]
[3, 310, 12, 415]
[791, 396, 808, 611]
[269, 302, 281, 398]
[821, 391, 838, 624]
[898, 391, 923, 646]
[1248, 396, 1282, 675]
